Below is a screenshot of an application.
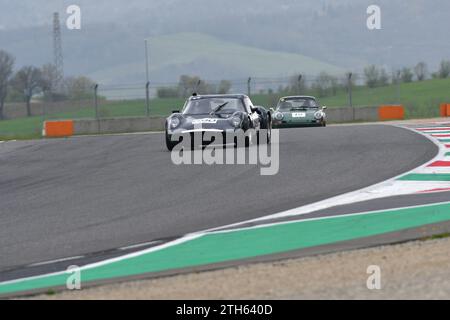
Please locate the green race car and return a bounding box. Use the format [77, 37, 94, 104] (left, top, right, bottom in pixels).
[271, 96, 327, 128]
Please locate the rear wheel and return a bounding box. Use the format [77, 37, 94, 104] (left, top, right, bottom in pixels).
[258, 112, 272, 145]
[257, 120, 272, 145]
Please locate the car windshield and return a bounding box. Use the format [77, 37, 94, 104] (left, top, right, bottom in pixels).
[277, 98, 318, 110]
[183, 97, 245, 115]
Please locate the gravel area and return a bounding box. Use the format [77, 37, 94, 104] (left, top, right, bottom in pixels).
[32, 237, 450, 300]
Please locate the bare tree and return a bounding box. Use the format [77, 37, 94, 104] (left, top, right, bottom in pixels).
[414, 62, 428, 81]
[217, 80, 232, 94]
[378, 67, 390, 86]
[11, 66, 42, 117]
[177, 75, 212, 96]
[400, 67, 414, 83]
[438, 60, 450, 79]
[311, 71, 336, 97]
[40, 64, 59, 100]
[0, 50, 15, 120]
[364, 65, 380, 88]
[392, 69, 402, 84]
[63, 76, 95, 100]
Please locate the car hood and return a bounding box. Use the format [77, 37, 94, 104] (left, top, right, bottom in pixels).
[168, 113, 237, 132]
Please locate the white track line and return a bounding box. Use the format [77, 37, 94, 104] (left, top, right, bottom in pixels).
[422, 130, 450, 134]
[0, 234, 202, 286]
[419, 126, 450, 129]
[28, 256, 85, 267]
[415, 167, 450, 174]
[118, 240, 163, 251]
[207, 200, 450, 235]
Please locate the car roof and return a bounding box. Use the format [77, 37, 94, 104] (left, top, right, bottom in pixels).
[280, 96, 317, 100]
[188, 94, 248, 100]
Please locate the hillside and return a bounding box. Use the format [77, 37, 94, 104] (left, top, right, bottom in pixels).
[88, 33, 345, 85]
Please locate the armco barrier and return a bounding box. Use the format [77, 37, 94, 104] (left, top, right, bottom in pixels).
[72, 117, 166, 135]
[43, 120, 74, 137]
[378, 105, 405, 120]
[326, 106, 379, 123]
[42, 106, 408, 138]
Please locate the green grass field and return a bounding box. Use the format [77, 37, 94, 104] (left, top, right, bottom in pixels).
[1, 78, 450, 140]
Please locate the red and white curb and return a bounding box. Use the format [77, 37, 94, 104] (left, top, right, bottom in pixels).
[203, 122, 450, 229]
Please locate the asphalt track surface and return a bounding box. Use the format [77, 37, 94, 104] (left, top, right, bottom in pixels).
[0, 124, 437, 280]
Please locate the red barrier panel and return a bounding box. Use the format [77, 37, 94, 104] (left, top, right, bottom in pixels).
[44, 120, 74, 137]
[378, 105, 404, 120]
[441, 104, 447, 117]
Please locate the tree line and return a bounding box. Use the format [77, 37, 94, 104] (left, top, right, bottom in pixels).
[0, 50, 95, 120]
[276, 60, 450, 98]
[363, 60, 450, 88]
[157, 75, 232, 98]
[156, 60, 450, 101]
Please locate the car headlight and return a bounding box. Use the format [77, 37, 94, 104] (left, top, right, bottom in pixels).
[229, 115, 242, 128]
[275, 112, 284, 120]
[314, 111, 324, 120]
[170, 117, 181, 128]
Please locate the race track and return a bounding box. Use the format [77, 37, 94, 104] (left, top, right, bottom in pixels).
[0, 124, 436, 278]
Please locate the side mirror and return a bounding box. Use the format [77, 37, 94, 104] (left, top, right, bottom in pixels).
[172, 110, 180, 114]
[322, 106, 327, 110]
[251, 107, 258, 113]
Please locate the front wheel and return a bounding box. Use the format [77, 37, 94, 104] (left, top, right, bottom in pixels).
[165, 132, 177, 151]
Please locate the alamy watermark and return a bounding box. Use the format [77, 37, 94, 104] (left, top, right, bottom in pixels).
[170, 128, 279, 176]
[66, 5, 82, 30]
[367, 5, 381, 30]
[366, 265, 382, 290]
[66, 265, 81, 290]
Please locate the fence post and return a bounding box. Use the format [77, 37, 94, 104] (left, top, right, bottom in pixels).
[94, 84, 99, 119]
[42, 95, 47, 121]
[145, 81, 150, 117]
[247, 77, 252, 96]
[194, 80, 201, 95]
[348, 73, 354, 121]
[297, 74, 303, 95]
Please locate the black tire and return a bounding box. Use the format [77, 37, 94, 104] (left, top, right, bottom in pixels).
[257, 124, 271, 144]
[165, 132, 177, 151]
[258, 114, 272, 145]
[245, 134, 251, 148]
[267, 118, 272, 144]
